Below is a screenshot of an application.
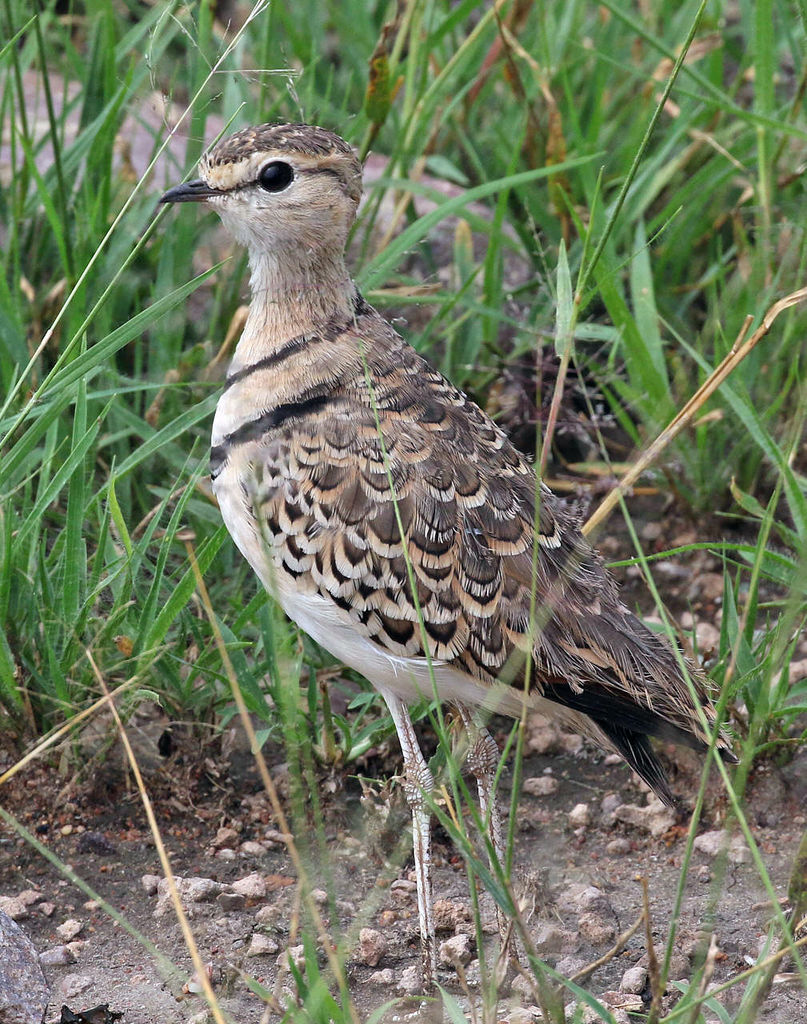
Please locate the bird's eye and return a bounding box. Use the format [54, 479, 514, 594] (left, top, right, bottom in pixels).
[258, 161, 294, 193]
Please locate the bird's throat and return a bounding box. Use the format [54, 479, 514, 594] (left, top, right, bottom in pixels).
[230, 248, 356, 372]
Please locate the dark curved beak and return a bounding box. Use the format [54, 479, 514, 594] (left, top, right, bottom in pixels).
[159, 179, 223, 204]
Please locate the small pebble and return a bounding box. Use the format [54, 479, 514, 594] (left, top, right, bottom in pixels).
[246, 932, 279, 957]
[508, 1010, 537, 1024]
[239, 840, 267, 856]
[39, 944, 77, 966]
[216, 849, 237, 861]
[693, 621, 720, 652]
[556, 955, 586, 976]
[154, 876, 221, 917]
[614, 798, 676, 838]
[358, 927, 386, 967]
[310, 888, 328, 907]
[56, 919, 83, 941]
[181, 877, 223, 901]
[254, 905, 279, 926]
[689, 572, 723, 602]
[57, 974, 93, 999]
[641, 521, 662, 542]
[141, 874, 160, 895]
[276, 944, 306, 973]
[572, 886, 607, 911]
[39, 903, 55, 918]
[694, 830, 751, 863]
[368, 967, 394, 985]
[218, 892, 246, 912]
[510, 973, 535, 998]
[390, 878, 417, 904]
[600, 792, 623, 825]
[569, 803, 591, 828]
[606, 838, 631, 855]
[439, 932, 473, 967]
[601, 792, 622, 813]
[17, 889, 43, 907]
[560, 733, 584, 754]
[212, 826, 239, 848]
[390, 878, 416, 894]
[603, 991, 643, 1011]
[433, 898, 468, 932]
[578, 911, 617, 945]
[397, 964, 421, 994]
[620, 963, 647, 993]
[523, 776, 559, 797]
[0, 896, 28, 920]
[788, 659, 807, 683]
[533, 922, 564, 954]
[231, 872, 267, 899]
[264, 829, 292, 846]
[581, 1007, 632, 1024]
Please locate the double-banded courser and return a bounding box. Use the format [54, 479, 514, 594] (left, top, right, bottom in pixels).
[161, 123, 736, 989]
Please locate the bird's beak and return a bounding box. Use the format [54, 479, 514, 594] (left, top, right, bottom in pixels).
[159, 179, 224, 204]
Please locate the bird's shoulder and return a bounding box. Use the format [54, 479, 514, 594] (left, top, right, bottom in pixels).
[276, 299, 571, 554]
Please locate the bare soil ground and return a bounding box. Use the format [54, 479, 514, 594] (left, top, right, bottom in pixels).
[1, 708, 805, 1022]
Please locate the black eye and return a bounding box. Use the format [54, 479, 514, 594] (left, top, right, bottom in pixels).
[258, 161, 294, 193]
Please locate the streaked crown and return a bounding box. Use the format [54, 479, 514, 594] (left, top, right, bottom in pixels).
[200, 123, 362, 204]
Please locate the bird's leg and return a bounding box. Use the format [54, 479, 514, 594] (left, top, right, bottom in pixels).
[380, 689, 437, 990]
[457, 704, 514, 965]
[457, 705, 506, 867]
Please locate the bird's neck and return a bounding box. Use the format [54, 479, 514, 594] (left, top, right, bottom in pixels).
[231, 248, 355, 372]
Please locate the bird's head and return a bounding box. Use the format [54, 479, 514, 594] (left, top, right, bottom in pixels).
[160, 123, 363, 257]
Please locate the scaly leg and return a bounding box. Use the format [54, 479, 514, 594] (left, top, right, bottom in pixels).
[457, 704, 506, 867]
[457, 704, 514, 964]
[380, 688, 437, 990]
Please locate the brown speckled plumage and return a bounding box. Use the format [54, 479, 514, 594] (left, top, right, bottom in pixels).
[161, 123, 736, 987]
[205, 123, 356, 164]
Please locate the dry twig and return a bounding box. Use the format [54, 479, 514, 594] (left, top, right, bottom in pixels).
[583, 286, 807, 536]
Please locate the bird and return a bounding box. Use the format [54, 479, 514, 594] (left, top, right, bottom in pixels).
[160, 122, 736, 990]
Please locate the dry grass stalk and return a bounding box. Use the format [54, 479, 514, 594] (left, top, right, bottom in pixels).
[185, 541, 362, 1024]
[570, 909, 645, 985]
[0, 678, 133, 787]
[85, 649, 227, 1024]
[643, 876, 663, 1024]
[583, 285, 807, 536]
